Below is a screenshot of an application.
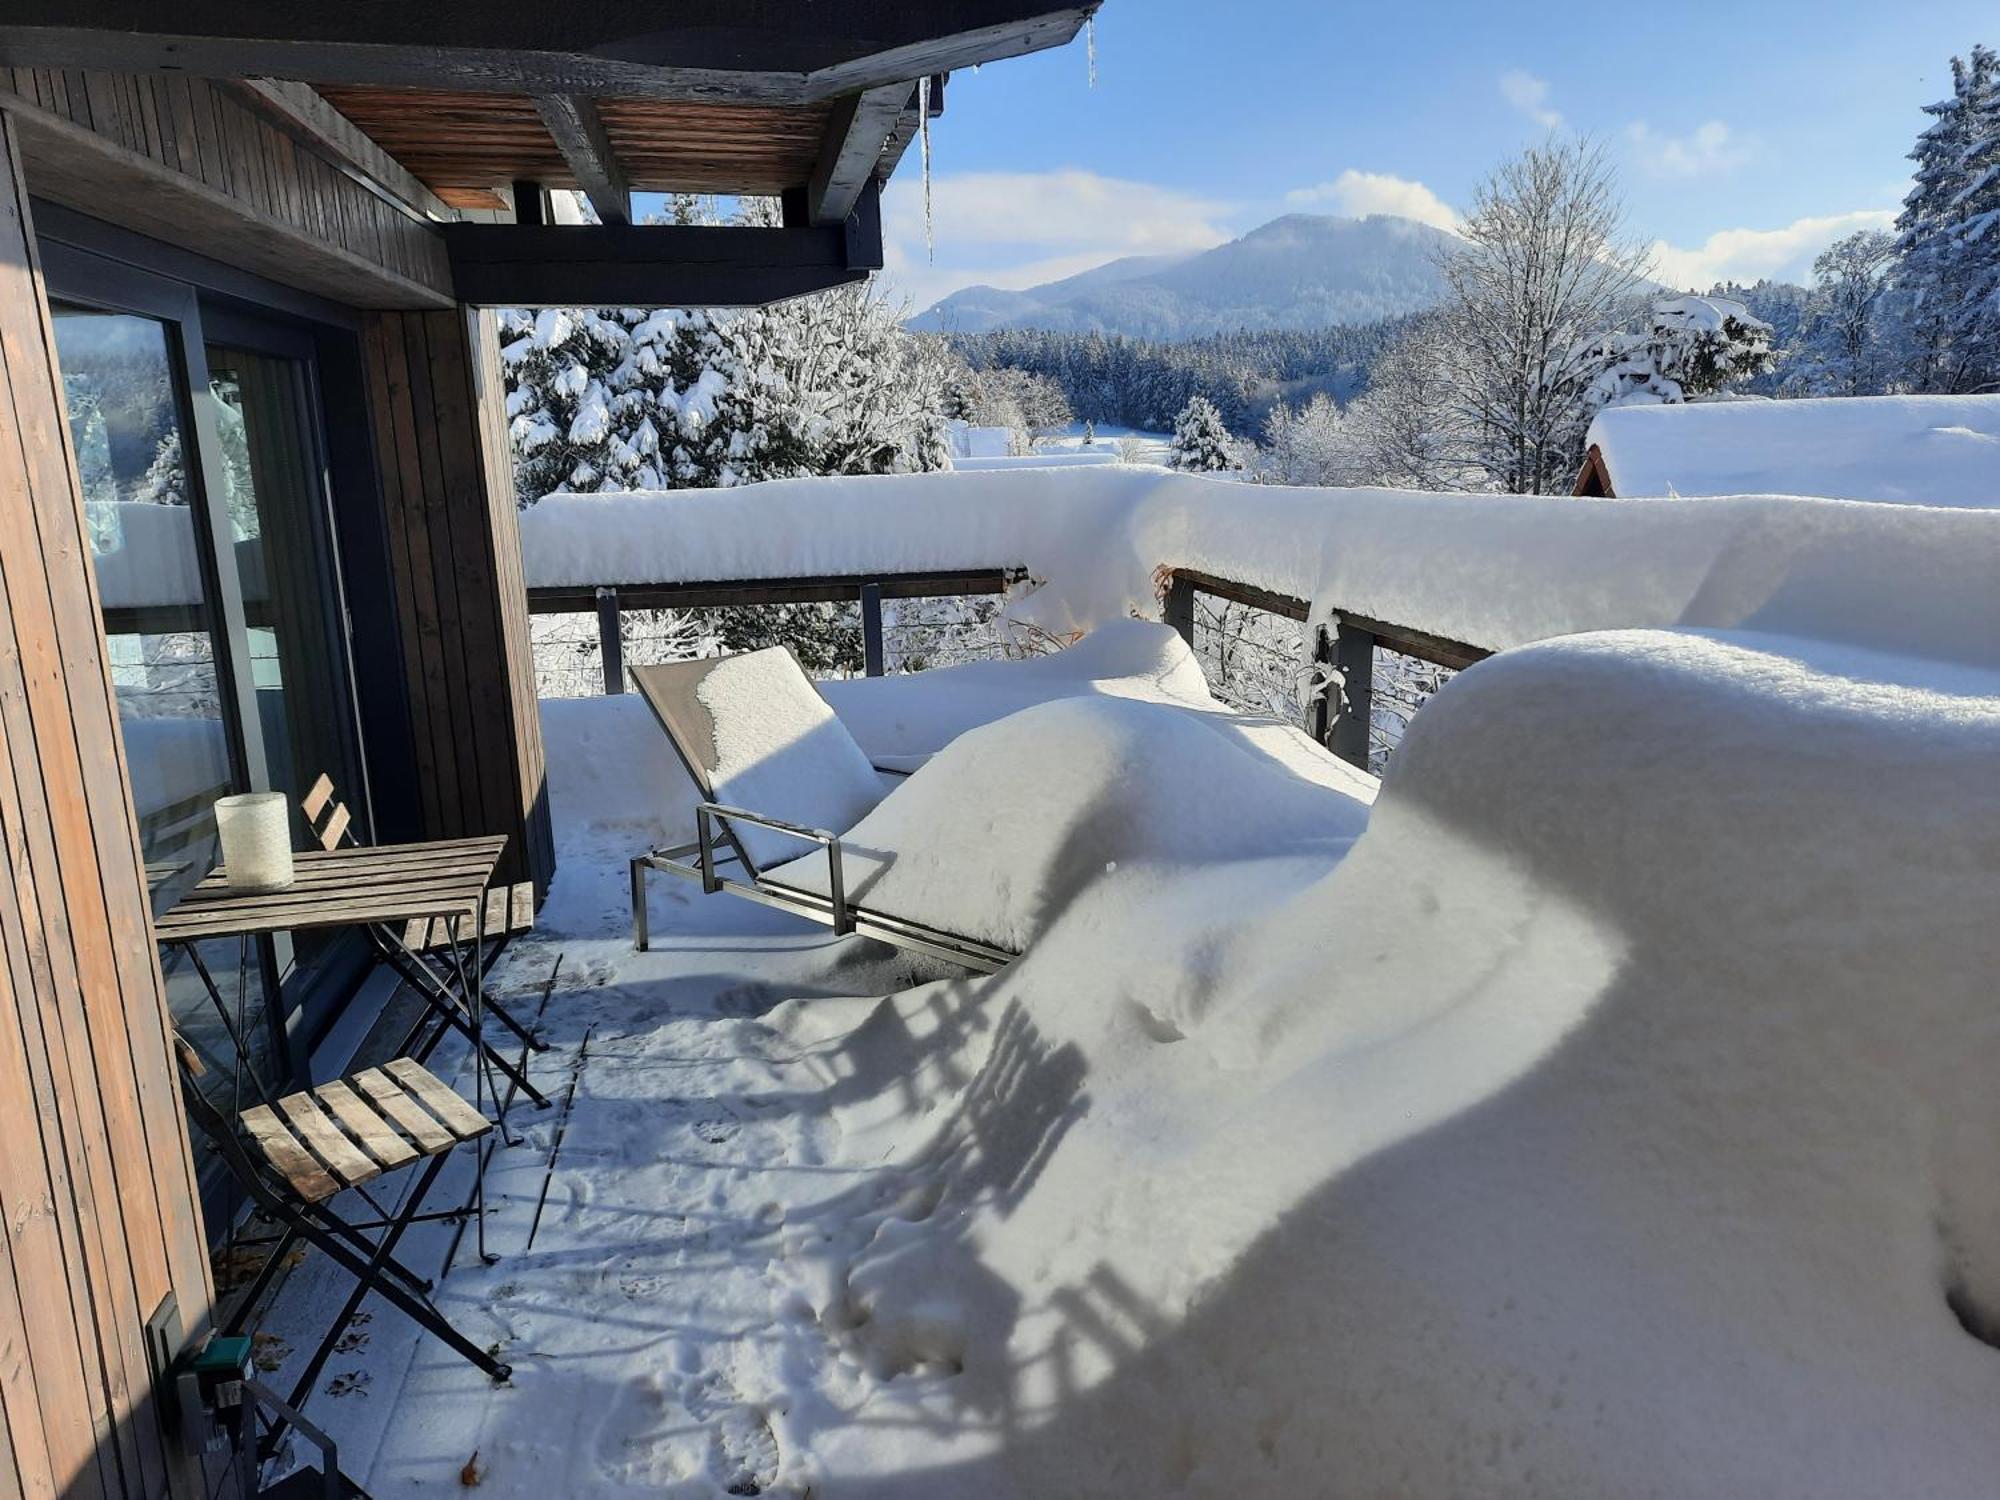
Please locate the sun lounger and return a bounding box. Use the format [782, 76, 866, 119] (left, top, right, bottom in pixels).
[627, 648, 1017, 973]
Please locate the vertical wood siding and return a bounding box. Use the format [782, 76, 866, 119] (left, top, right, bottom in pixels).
[0, 111, 216, 1500]
[0, 68, 450, 307]
[361, 309, 554, 897]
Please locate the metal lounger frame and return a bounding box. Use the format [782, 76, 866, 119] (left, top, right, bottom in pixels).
[630, 799, 1015, 974]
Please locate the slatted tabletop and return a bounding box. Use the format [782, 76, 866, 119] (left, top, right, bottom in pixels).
[152, 835, 508, 942]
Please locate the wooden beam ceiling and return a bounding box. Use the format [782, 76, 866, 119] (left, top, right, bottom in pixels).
[532, 94, 629, 224]
[0, 5, 1098, 103]
[316, 88, 839, 202]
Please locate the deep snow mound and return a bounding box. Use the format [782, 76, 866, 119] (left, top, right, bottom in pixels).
[769, 628, 2000, 1497]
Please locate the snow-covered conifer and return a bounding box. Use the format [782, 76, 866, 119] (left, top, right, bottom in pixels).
[1169, 394, 1235, 471]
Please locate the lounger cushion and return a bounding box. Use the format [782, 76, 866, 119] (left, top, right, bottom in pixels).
[694, 648, 888, 869]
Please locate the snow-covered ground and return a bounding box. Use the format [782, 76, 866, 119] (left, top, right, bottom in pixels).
[259, 477, 2000, 1496]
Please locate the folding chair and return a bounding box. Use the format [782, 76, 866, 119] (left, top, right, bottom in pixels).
[299, 774, 551, 1114]
[175, 1037, 511, 1458]
[628, 649, 1017, 973]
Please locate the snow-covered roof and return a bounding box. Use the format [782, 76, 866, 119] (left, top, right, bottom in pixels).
[1583, 394, 2000, 506]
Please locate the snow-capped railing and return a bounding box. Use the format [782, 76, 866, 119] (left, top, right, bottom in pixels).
[515, 467, 2000, 727]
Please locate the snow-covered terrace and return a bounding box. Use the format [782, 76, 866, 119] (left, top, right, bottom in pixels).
[265, 467, 2000, 1496]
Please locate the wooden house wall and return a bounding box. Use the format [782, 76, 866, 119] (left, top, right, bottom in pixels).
[0, 68, 450, 308]
[0, 111, 217, 1500]
[360, 308, 554, 897]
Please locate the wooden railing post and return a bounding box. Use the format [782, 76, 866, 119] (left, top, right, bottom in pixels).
[595, 585, 623, 694]
[1163, 571, 1195, 645]
[860, 581, 885, 676]
[1328, 615, 1375, 770]
[1307, 624, 1335, 746]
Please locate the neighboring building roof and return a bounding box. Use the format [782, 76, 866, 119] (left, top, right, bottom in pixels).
[1577, 395, 2000, 507]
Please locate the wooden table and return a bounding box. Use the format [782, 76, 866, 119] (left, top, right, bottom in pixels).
[153, 834, 547, 1108]
[152, 835, 508, 942]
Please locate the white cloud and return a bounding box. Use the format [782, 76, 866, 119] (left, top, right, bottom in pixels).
[1648, 209, 1897, 289]
[1285, 170, 1460, 232]
[1627, 120, 1751, 178]
[1500, 70, 1562, 130]
[877, 169, 1235, 312]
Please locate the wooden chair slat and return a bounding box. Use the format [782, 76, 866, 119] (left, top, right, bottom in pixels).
[317, 802, 353, 851]
[301, 772, 335, 821]
[240, 1104, 342, 1203]
[383, 1058, 492, 1142]
[277, 1090, 383, 1189]
[315, 1079, 419, 1170]
[351, 1067, 455, 1153]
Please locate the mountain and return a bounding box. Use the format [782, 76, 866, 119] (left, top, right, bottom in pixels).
[908, 214, 1455, 338]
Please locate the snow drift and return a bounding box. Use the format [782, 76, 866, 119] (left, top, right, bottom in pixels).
[760, 626, 2000, 1496]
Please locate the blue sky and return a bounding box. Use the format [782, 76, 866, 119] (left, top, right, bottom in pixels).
[876, 0, 1996, 312]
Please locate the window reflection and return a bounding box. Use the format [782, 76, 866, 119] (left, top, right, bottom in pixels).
[53, 306, 280, 1108]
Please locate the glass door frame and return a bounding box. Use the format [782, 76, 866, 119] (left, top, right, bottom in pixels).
[42, 240, 374, 1082]
[199, 302, 380, 1050]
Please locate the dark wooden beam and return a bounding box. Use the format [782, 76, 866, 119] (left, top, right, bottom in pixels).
[877, 73, 946, 191]
[0, 5, 1097, 104]
[533, 94, 630, 225]
[526, 568, 1024, 615]
[443, 218, 881, 307]
[807, 82, 909, 225]
[1168, 568, 1493, 671]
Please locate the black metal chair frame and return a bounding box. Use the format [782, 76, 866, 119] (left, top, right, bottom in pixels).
[176, 1050, 511, 1461]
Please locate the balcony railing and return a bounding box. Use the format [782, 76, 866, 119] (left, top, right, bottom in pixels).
[523, 556, 1487, 775]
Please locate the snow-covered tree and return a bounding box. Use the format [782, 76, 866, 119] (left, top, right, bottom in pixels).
[1169, 394, 1235, 471]
[1258, 394, 1361, 486]
[1895, 45, 2000, 393]
[944, 363, 1073, 451]
[1434, 138, 1652, 492]
[1344, 316, 1479, 490]
[1787, 231, 1900, 396]
[501, 306, 657, 503]
[500, 292, 949, 507]
[1582, 295, 1775, 409]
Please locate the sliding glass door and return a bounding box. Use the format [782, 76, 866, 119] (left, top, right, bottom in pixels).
[204, 333, 370, 1019]
[47, 254, 371, 1124]
[53, 305, 267, 1099]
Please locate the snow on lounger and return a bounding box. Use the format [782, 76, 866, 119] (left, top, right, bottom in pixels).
[762, 694, 1374, 955]
[631, 633, 1374, 962]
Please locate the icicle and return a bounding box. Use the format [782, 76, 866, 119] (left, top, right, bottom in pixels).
[1087, 16, 1097, 87]
[918, 75, 935, 261]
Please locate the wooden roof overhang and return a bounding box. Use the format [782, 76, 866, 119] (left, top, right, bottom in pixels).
[0, 3, 1098, 307]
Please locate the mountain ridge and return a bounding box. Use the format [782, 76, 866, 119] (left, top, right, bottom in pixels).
[908, 213, 1454, 339]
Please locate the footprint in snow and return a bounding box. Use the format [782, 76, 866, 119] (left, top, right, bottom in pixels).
[712, 1403, 780, 1495]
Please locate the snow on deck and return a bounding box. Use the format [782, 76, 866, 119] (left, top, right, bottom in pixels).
[1584, 393, 2000, 505]
[255, 477, 2000, 1496]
